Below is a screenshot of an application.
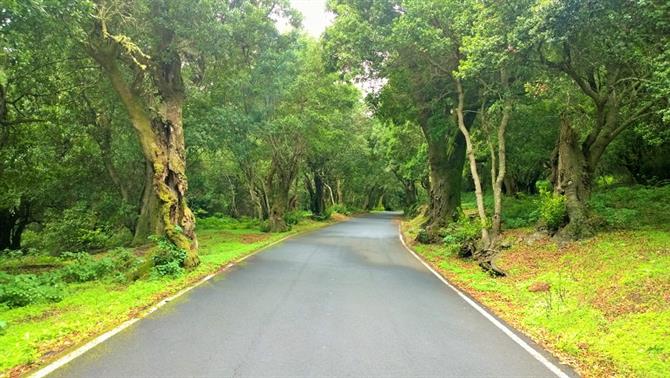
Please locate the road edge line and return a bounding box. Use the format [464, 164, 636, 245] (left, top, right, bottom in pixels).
[29, 221, 339, 378]
[397, 224, 571, 378]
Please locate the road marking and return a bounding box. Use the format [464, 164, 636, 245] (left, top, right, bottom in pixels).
[397, 225, 572, 378]
[30, 232, 305, 378]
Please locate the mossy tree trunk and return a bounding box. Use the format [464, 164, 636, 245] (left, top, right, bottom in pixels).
[553, 117, 596, 240]
[266, 154, 300, 232]
[87, 21, 199, 267]
[133, 161, 163, 245]
[546, 52, 654, 240]
[418, 113, 467, 242]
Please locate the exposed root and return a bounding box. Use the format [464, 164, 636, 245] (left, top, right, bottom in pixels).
[475, 248, 507, 277]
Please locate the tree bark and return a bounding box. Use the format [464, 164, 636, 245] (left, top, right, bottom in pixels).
[133, 161, 162, 245]
[419, 116, 466, 241]
[87, 26, 199, 267]
[266, 156, 299, 232]
[0, 201, 30, 251]
[554, 116, 595, 239]
[455, 79, 491, 247]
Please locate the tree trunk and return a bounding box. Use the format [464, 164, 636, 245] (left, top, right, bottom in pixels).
[335, 179, 343, 204]
[419, 117, 466, 242]
[269, 187, 290, 232]
[88, 35, 199, 267]
[490, 98, 511, 239]
[266, 157, 298, 232]
[0, 208, 15, 250]
[0, 201, 30, 251]
[312, 171, 326, 216]
[324, 182, 336, 207]
[554, 117, 595, 239]
[133, 161, 162, 245]
[455, 79, 491, 247]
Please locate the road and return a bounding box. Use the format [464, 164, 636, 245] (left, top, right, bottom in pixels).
[47, 212, 574, 377]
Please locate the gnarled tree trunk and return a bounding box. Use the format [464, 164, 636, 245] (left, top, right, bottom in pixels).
[419, 116, 467, 242]
[87, 24, 199, 267]
[554, 117, 595, 240]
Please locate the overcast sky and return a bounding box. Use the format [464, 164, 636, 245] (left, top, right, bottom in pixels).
[289, 0, 334, 38]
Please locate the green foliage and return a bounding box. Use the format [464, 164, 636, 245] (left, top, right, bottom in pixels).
[39, 204, 111, 255]
[149, 237, 187, 277]
[415, 229, 432, 244]
[57, 249, 141, 284]
[197, 216, 259, 231]
[590, 185, 670, 229]
[0, 272, 63, 308]
[442, 216, 481, 257]
[59, 253, 112, 283]
[330, 204, 351, 215]
[310, 208, 332, 221]
[284, 210, 307, 226]
[536, 181, 567, 232]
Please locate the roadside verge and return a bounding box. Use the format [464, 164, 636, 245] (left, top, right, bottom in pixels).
[397, 222, 576, 378]
[15, 218, 343, 378]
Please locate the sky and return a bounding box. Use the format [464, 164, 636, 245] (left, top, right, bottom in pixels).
[288, 0, 334, 38]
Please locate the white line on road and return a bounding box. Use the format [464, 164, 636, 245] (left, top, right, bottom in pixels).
[30, 233, 301, 378]
[397, 225, 572, 378]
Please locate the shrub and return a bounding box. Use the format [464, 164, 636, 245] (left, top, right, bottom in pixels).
[58, 248, 141, 283]
[502, 194, 540, 229]
[311, 208, 332, 221]
[198, 216, 260, 230]
[416, 229, 432, 244]
[536, 181, 567, 232]
[0, 272, 64, 308]
[59, 253, 114, 283]
[259, 220, 271, 233]
[149, 236, 186, 277]
[284, 210, 306, 225]
[39, 203, 111, 255]
[442, 216, 481, 257]
[330, 204, 351, 215]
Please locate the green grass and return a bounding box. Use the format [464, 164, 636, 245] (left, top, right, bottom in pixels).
[0, 217, 333, 375]
[404, 186, 670, 377]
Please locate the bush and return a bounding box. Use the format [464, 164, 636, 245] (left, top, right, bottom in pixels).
[59, 252, 113, 283]
[330, 204, 351, 215]
[0, 272, 64, 308]
[415, 228, 433, 244]
[58, 249, 141, 283]
[502, 194, 539, 229]
[258, 220, 271, 233]
[589, 185, 670, 229]
[536, 181, 567, 232]
[198, 215, 260, 230]
[311, 208, 332, 221]
[149, 237, 186, 277]
[39, 203, 111, 255]
[284, 210, 306, 225]
[442, 216, 481, 257]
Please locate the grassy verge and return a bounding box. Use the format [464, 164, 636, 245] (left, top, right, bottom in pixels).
[402, 188, 670, 378]
[0, 217, 336, 377]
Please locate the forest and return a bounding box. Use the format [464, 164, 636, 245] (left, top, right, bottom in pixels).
[1, 0, 669, 377]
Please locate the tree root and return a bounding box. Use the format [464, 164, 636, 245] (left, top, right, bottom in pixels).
[475, 248, 507, 277]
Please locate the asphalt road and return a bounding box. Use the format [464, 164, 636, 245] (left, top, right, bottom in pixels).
[47, 212, 574, 378]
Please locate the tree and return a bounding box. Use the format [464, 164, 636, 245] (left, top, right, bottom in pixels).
[528, 0, 669, 238]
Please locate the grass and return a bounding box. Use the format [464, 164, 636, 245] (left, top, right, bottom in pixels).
[403, 185, 670, 377]
[0, 217, 335, 376]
